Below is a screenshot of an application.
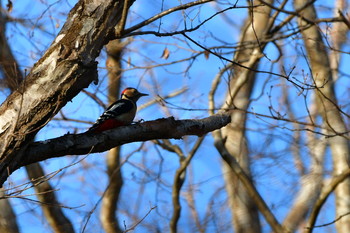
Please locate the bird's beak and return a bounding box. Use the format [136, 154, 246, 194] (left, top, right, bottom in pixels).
[139, 92, 148, 97]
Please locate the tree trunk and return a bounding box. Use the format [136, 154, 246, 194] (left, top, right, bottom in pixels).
[100, 39, 124, 233]
[0, 0, 134, 186]
[219, 1, 273, 232]
[294, 1, 350, 232]
[0, 7, 73, 232]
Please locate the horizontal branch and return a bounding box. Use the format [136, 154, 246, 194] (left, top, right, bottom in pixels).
[20, 114, 231, 168]
[0, 0, 134, 187]
[121, 0, 213, 37]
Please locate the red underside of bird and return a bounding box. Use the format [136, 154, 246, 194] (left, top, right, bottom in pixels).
[90, 119, 126, 133]
[87, 87, 148, 133]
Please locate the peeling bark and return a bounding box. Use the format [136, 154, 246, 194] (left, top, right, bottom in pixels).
[0, 7, 74, 232]
[0, 9, 21, 233]
[0, 0, 134, 187]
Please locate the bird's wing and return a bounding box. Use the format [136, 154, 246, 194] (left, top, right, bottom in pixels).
[89, 99, 134, 129]
[103, 99, 134, 119]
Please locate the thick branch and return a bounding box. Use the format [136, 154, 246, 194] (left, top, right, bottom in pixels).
[0, 0, 134, 186]
[20, 114, 230, 169]
[294, 1, 350, 231]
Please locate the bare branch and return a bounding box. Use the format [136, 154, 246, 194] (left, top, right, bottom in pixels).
[305, 168, 350, 233]
[121, 0, 214, 37]
[213, 131, 287, 233]
[124, 205, 157, 232]
[167, 136, 204, 233]
[0, 0, 134, 187]
[25, 163, 75, 233]
[294, 1, 350, 231]
[10, 114, 231, 181]
[0, 188, 19, 233]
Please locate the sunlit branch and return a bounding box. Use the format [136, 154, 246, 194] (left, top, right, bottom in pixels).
[123, 4, 251, 38]
[305, 168, 350, 233]
[20, 114, 231, 169]
[138, 87, 188, 111]
[213, 129, 287, 233]
[124, 206, 157, 232]
[182, 33, 319, 91]
[208, 65, 233, 115]
[115, 0, 134, 37]
[156, 136, 204, 233]
[121, 0, 214, 37]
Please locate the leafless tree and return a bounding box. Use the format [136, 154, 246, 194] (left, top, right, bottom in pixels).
[0, 0, 350, 233]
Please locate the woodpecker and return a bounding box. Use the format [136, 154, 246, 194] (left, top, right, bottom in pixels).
[88, 87, 148, 133]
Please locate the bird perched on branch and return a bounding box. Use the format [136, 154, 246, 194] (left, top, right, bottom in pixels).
[88, 87, 148, 133]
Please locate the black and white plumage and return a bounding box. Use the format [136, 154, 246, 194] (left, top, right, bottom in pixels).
[88, 87, 148, 133]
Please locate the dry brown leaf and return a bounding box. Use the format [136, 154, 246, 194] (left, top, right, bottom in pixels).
[204, 50, 210, 60]
[6, 0, 13, 13]
[160, 47, 170, 59]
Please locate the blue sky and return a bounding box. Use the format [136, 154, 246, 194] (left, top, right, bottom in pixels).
[2, 0, 349, 232]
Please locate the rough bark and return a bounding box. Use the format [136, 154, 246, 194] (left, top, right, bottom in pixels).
[218, 1, 273, 232]
[0, 0, 134, 187]
[0, 7, 73, 232]
[0, 9, 20, 233]
[294, 1, 350, 232]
